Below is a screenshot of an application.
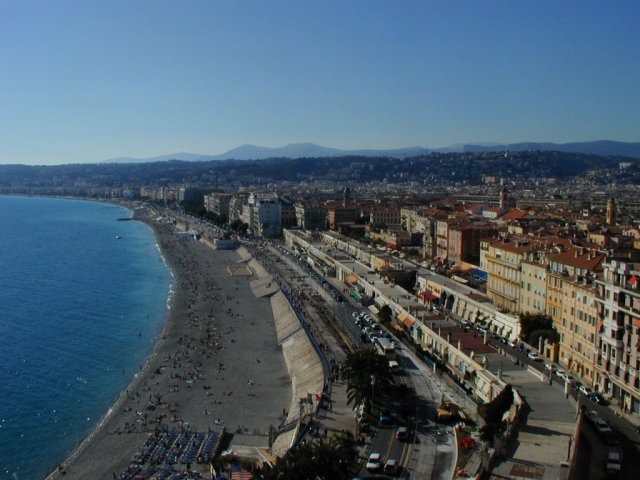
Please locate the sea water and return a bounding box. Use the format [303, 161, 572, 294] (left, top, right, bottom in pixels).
[0, 196, 171, 479]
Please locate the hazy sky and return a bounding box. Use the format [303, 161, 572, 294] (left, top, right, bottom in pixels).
[1, 0, 639, 165]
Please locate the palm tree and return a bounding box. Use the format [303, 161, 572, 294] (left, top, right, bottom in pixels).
[254, 431, 358, 479]
[343, 349, 393, 413]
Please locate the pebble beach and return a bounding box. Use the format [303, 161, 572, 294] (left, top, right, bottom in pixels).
[47, 210, 292, 479]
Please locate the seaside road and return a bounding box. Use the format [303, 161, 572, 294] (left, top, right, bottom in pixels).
[49, 216, 292, 479]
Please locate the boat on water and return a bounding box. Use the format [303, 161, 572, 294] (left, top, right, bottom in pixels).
[115, 235, 122, 239]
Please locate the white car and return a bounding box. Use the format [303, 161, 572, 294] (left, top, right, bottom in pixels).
[579, 385, 593, 396]
[366, 452, 382, 471]
[527, 351, 542, 361]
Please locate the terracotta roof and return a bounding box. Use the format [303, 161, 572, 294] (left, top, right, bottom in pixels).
[500, 208, 529, 222]
[547, 248, 605, 271]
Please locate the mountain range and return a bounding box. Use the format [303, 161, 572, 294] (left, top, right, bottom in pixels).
[101, 140, 640, 164]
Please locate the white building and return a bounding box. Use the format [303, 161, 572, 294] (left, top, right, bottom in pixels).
[248, 193, 282, 237]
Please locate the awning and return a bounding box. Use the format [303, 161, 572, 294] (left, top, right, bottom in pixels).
[398, 311, 414, 328]
[368, 305, 379, 315]
[471, 268, 488, 281]
[418, 290, 439, 302]
[346, 273, 358, 284]
[350, 290, 362, 301]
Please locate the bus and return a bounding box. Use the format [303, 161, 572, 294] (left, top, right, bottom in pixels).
[375, 337, 396, 358]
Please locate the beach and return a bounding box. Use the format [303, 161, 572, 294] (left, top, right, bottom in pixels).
[47, 209, 292, 479]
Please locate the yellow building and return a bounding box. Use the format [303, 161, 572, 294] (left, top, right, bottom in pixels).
[559, 278, 599, 385]
[481, 238, 532, 313]
[520, 260, 548, 315]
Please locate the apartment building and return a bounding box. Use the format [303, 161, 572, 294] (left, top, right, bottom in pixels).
[370, 207, 401, 228]
[447, 224, 497, 264]
[595, 260, 640, 414]
[247, 193, 282, 237]
[204, 193, 232, 220]
[481, 238, 532, 313]
[560, 277, 599, 384]
[401, 208, 438, 260]
[546, 248, 605, 370]
[294, 202, 327, 230]
[326, 202, 358, 230]
[520, 260, 548, 315]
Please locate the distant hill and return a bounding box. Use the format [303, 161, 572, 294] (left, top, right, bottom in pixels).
[102, 152, 214, 164]
[457, 140, 640, 157]
[99, 140, 640, 164]
[209, 142, 430, 160]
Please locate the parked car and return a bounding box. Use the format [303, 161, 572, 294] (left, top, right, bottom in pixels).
[395, 426, 408, 440]
[388, 360, 401, 371]
[527, 351, 542, 361]
[379, 408, 392, 425]
[366, 452, 382, 472]
[593, 418, 613, 435]
[587, 392, 608, 405]
[579, 385, 593, 396]
[384, 459, 398, 474]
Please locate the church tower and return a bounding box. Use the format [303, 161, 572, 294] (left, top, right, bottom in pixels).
[342, 185, 351, 207]
[606, 196, 616, 226]
[499, 183, 508, 210]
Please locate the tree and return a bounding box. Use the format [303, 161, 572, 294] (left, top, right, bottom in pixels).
[254, 431, 358, 480]
[477, 384, 514, 443]
[377, 305, 392, 324]
[230, 219, 249, 235]
[343, 349, 393, 414]
[519, 313, 557, 344]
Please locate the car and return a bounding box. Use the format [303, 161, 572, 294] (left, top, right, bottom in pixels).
[555, 369, 567, 380]
[379, 408, 392, 425]
[588, 392, 607, 405]
[592, 417, 613, 435]
[527, 351, 542, 361]
[570, 380, 583, 391]
[366, 452, 382, 471]
[584, 409, 603, 425]
[383, 458, 398, 474]
[395, 426, 408, 440]
[388, 360, 400, 371]
[606, 449, 622, 473]
[579, 385, 593, 396]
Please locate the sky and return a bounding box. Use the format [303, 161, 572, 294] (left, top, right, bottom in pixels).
[0, 0, 639, 165]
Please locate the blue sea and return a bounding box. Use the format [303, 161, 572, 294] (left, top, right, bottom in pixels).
[0, 196, 172, 479]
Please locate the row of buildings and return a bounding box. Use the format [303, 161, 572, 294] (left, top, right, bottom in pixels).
[150, 185, 640, 414]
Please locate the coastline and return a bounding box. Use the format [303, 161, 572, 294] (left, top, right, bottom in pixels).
[44, 207, 176, 479]
[47, 206, 292, 479]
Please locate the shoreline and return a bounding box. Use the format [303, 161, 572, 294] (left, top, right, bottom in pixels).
[48, 205, 292, 479]
[45, 206, 178, 479]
